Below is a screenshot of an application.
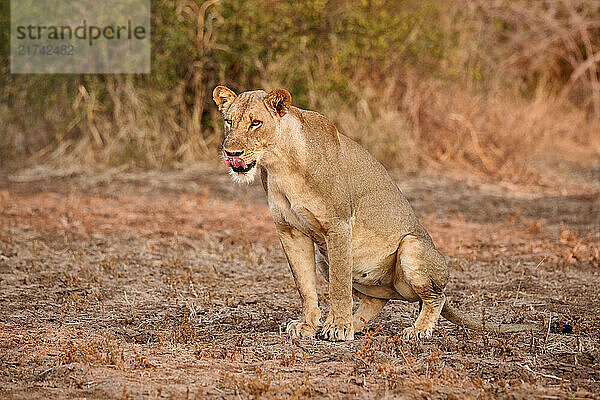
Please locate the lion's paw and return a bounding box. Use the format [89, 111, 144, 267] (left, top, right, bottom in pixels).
[318, 322, 354, 342]
[402, 326, 433, 340]
[286, 320, 318, 339]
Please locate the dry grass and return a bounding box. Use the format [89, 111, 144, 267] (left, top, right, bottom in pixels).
[8, 72, 599, 190]
[2, 0, 599, 189]
[324, 75, 600, 187]
[475, 0, 600, 116]
[26, 76, 221, 168]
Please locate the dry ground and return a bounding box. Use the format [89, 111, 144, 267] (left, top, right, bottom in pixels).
[0, 165, 599, 399]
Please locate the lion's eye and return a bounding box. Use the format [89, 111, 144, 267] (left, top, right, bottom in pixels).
[250, 120, 262, 128]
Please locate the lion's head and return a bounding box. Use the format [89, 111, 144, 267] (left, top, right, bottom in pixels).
[212, 86, 291, 184]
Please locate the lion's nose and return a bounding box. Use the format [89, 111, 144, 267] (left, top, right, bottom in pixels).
[224, 149, 244, 157]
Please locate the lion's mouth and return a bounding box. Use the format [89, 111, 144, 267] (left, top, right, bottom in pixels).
[225, 156, 256, 173]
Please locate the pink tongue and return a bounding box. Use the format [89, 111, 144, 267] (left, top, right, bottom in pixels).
[226, 156, 247, 169]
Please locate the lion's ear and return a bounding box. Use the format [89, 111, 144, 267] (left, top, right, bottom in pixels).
[264, 89, 291, 118]
[213, 86, 237, 115]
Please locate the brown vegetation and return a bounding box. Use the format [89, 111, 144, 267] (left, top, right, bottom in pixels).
[1, 1, 599, 187]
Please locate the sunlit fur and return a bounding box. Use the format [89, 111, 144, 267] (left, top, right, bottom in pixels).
[213, 85, 541, 342]
[227, 161, 259, 184]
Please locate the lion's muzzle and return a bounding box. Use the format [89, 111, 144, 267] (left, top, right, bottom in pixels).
[225, 156, 256, 173]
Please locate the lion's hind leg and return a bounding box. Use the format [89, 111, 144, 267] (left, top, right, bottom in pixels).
[396, 235, 449, 339]
[352, 290, 388, 334]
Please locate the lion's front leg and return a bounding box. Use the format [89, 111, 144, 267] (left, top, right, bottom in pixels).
[318, 221, 354, 341]
[277, 224, 321, 339]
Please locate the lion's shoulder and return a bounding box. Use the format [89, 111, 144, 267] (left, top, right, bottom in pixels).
[290, 107, 339, 142]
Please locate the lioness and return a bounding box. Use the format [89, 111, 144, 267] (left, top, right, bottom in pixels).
[213, 86, 540, 341]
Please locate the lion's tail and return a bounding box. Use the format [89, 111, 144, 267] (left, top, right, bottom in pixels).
[441, 302, 542, 333]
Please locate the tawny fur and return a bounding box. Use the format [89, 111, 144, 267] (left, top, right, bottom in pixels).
[213, 85, 541, 341]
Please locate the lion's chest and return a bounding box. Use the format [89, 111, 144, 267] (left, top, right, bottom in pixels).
[266, 182, 325, 245]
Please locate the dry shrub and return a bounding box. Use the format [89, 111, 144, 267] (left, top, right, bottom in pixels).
[0, 0, 225, 169]
[1, 0, 599, 186]
[314, 72, 600, 185]
[41, 76, 220, 168]
[228, 0, 600, 185]
[475, 0, 600, 118]
[417, 83, 600, 184]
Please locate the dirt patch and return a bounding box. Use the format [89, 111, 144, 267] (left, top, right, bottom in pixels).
[1, 168, 599, 399]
